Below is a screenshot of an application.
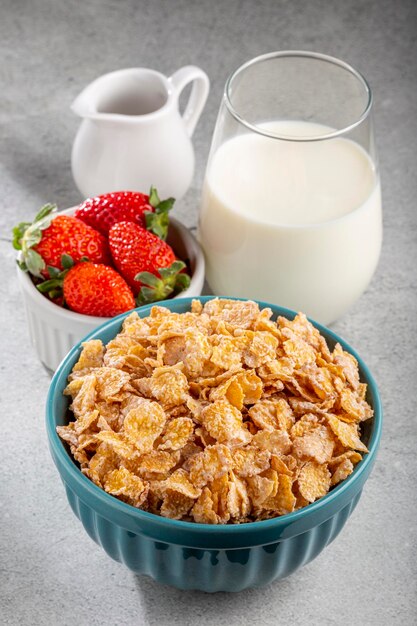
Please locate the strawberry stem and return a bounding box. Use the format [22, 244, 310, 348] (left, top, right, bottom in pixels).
[135, 260, 191, 304]
[148, 186, 160, 207]
[35, 255, 74, 301]
[145, 186, 175, 240]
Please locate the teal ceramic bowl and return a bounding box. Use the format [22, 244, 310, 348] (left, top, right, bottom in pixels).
[46, 296, 382, 592]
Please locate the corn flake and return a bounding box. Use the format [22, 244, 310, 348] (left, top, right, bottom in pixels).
[210, 474, 230, 523]
[150, 365, 189, 407]
[95, 367, 130, 401]
[192, 487, 219, 524]
[297, 462, 331, 502]
[243, 331, 279, 368]
[292, 424, 335, 464]
[237, 370, 263, 404]
[123, 401, 166, 453]
[203, 298, 259, 329]
[188, 444, 233, 488]
[159, 417, 194, 450]
[264, 473, 296, 514]
[83, 442, 119, 486]
[247, 469, 278, 507]
[95, 431, 138, 459]
[330, 458, 355, 486]
[70, 374, 96, 419]
[201, 399, 244, 443]
[134, 449, 179, 477]
[327, 415, 368, 452]
[340, 388, 373, 422]
[160, 491, 195, 519]
[233, 446, 270, 478]
[282, 335, 316, 368]
[249, 398, 293, 431]
[227, 471, 251, 519]
[72, 340, 104, 372]
[210, 335, 246, 370]
[252, 429, 292, 455]
[104, 467, 149, 507]
[163, 468, 201, 499]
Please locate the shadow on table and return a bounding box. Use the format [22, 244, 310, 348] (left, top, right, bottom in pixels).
[1, 125, 80, 217]
[133, 572, 294, 625]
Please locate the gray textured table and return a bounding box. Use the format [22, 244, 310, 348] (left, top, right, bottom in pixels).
[1, 1, 416, 624]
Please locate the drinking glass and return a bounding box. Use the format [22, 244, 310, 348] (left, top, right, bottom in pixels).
[198, 51, 382, 324]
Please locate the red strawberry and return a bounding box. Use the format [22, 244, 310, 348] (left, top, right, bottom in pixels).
[38, 261, 135, 317]
[74, 187, 175, 240]
[108, 221, 190, 302]
[13, 204, 110, 278]
[63, 263, 135, 316]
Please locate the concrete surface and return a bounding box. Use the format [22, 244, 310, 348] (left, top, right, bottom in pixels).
[1, 0, 416, 624]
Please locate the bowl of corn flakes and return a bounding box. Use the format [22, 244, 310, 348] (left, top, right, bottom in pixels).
[46, 297, 382, 592]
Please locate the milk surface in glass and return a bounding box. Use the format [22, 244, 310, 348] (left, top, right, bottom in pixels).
[199, 120, 382, 324]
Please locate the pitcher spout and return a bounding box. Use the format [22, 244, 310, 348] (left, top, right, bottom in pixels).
[71, 71, 123, 120]
[71, 86, 96, 119]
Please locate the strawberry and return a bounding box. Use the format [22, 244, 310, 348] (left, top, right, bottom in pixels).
[37, 258, 135, 317]
[108, 221, 190, 302]
[13, 204, 110, 278]
[74, 187, 175, 240]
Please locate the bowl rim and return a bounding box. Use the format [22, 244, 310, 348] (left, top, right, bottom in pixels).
[46, 296, 382, 541]
[18, 208, 204, 324]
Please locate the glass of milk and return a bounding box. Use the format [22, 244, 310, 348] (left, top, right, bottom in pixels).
[198, 51, 382, 325]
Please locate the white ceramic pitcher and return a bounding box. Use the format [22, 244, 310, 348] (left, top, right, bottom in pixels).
[71, 66, 210, 199]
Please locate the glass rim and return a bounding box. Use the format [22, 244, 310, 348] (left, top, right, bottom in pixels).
[224, 50, 373, 142]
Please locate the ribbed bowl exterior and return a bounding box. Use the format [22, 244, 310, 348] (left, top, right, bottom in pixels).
[63, 482, 363, 592]
[46, 296, 382, 592]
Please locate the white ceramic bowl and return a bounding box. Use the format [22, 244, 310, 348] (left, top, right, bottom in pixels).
[18, 207, 205, 371]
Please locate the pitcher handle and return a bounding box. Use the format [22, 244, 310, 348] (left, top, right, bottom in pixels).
[169, 66, 210, 137]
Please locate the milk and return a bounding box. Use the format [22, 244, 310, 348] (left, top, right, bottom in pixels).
[199, 120, 382, 324]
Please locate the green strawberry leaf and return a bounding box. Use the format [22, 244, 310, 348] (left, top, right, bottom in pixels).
[25, 249, 45, 277]
[36, 278, 63, 293]
[35, 263, 67, 299]
[174, 273, 191, 292]
[12, 203, 58, 277]
[159, 260, 186, 279]
[47, 265, 61, 278]
[61, 254, 74, 269]
[135, 273, 172, 303]
[145, 186, 175, 240]
[136, 286, 162, 304]
[144, 210, 168, 240]
[157, 198, 175, 213]
[16, 259, 28, 272]
[33, 203, 56, 223]
[148, 186, 160, 208]
[134, 271, 160, 288]
[48, 289, 62, 300]
[24, 228, 43, 249]
[135, 260, 190, 305]
[12, 223, 31, 250]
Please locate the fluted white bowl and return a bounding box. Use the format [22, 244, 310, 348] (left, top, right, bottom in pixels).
[17, 207, 205, 371]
